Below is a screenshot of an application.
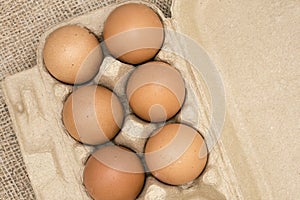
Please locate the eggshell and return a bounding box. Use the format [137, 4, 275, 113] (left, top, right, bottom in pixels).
[103, 3, 164, 64]
[126, 61, 185, 122]
[83, 145, 145, 200]
[43, 25, 103, 84]
[62, 85, 124, 145]
[145, 123, 208, 185]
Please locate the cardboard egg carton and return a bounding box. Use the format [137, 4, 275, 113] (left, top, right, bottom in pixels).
[2, 1, 243, 199]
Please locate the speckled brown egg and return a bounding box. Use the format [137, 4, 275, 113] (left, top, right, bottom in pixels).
[43, 25, 103, 84]
[62, 85, 124, 145]
[83, 145, 145, 200]
[103, 3, 164, 64]
[126, 61, 185, 122]
[145, 123, 208, 185]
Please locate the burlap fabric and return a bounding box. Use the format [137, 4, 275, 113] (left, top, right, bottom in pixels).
[0, 1, 171, 199]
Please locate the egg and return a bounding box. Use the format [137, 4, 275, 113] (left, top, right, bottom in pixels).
[43, 25, 103, 84]
[83, 145, 145, 200]
[62, 85, 124, 145]
[126, 61, 185, 122]
[145, 123, 208, 185]
[103, 3, 164, 64]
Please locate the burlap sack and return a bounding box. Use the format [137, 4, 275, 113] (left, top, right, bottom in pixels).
[0, 1, 171, 199]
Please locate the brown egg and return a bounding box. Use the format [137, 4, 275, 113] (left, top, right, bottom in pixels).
[103, 3, 164, 64]
[145, 123, 208, 185]
[43, 25, 103, 84]
[126, 61, 185, 122]
[83, 145, 145, 200]
[62, 85, 123, 145]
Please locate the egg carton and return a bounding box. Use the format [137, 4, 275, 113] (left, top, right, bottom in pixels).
[2, 1, 242, 200]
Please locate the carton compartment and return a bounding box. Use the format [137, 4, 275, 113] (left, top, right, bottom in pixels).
[3, 1, 242, 199]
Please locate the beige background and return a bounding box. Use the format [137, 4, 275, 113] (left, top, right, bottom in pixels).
[174, 0, 300, 199]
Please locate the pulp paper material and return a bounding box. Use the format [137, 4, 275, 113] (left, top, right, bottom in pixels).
[172, 0, 300, 199]
[3, 67, 92, 200]
[0, 1, 171, 199]
[3, 1, 243, 199]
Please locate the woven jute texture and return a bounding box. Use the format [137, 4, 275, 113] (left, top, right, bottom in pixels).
[0, 1, 171, 199]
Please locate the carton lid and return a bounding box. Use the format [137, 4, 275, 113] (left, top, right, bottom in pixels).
[172, 0, 300, 199]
